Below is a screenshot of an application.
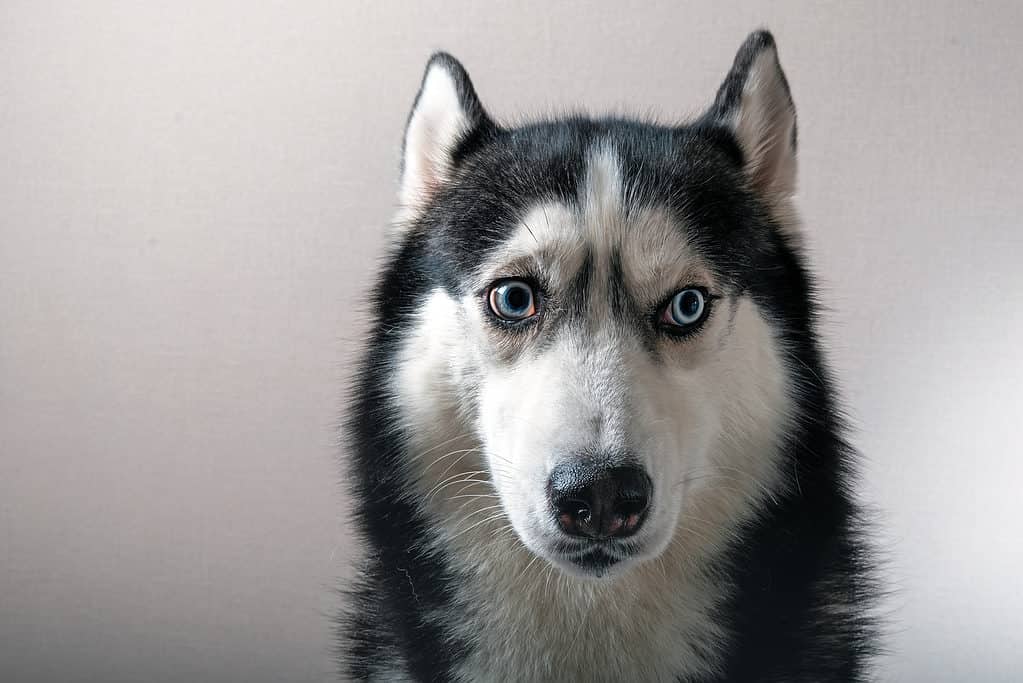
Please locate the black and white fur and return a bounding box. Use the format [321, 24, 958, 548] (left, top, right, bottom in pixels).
[341, 31, 879, 682]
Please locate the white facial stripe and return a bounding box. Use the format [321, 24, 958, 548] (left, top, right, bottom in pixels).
[581, 145, 625, 244]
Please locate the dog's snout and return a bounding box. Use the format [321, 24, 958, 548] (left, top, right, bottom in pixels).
[547, 463, 651, 540]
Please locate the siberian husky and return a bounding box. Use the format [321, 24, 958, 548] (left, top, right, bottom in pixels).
[342, 30, 879, 682]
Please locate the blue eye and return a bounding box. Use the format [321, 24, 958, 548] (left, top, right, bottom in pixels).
[488, 280, 537, 320]
[661, 288, 708, 328]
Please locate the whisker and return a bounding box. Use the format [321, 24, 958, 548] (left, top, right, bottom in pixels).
[425, 471, 491, 503]
[447, 511, 509, 543]
[450, 504, 506, 530]
[511, 552, 543, 588]
[405, 432, 476, 464]
[429, 447, 483, 487]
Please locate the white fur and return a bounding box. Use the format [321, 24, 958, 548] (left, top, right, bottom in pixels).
[725, 45, 802, 246]
[728, 46, 796, 199]
[390, 147, 796, 680]
[396, 62, 472, 226]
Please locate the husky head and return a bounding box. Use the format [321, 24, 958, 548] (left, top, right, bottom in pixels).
[388, 32, 803, 579]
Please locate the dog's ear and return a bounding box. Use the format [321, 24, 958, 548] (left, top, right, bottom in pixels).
[704, 31, 797, 201]
[397, 53, 492, 224]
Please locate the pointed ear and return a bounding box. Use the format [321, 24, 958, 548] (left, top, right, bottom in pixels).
[397, 52, 492, 222]
[705, 31, 797, 201]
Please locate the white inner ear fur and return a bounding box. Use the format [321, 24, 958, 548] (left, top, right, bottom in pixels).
[397, 63, 471, 225]
[730, 47, 797, 201]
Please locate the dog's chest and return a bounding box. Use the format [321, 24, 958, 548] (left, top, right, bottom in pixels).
[442, 550, 726, 682]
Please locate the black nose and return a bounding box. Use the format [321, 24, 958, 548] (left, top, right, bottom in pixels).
[547, 463, 652, 540]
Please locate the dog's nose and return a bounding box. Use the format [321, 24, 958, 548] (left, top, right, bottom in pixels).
[547, 463, 651, 540]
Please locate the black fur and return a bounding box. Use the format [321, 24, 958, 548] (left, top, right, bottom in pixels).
[342, 30, 879, 681]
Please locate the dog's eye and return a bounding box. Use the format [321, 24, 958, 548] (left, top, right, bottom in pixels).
[488, 280, 537, 320]
[660, 288, 709, 330]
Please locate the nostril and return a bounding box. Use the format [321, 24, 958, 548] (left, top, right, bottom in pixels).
[614, 496, 648, 518]
[554, 493, 595, 537]
[548, 462, 652, 540]
[607, 466, 652, 538]
[556, 497, 592, 522]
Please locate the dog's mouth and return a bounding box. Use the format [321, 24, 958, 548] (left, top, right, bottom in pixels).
[546, 539, 643, 579]
[570, 548, 621, 575]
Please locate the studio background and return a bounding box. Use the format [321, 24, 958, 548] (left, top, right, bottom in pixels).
[2, 2, 1021, 681]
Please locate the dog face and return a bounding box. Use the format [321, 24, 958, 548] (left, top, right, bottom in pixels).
[391, 34, 801, 578]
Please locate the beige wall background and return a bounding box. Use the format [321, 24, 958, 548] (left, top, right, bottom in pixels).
[2, 1, 1021, 681]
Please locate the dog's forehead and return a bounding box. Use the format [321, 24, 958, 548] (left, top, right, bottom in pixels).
[476, 147, 712, 300]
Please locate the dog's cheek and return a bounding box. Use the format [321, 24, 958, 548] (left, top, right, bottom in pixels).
[476, 370, 528, 488]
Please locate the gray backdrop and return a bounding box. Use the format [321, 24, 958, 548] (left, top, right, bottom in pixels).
[2, 2, 1021, 681]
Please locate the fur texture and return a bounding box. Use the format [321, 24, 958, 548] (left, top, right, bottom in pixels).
[341, 31, 879, 682]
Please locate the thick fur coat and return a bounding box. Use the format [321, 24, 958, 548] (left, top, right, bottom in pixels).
[342, 31, 879, 682]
